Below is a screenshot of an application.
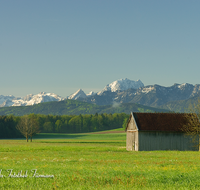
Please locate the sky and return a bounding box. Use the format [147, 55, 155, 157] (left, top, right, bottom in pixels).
[1, 0, 200, 97]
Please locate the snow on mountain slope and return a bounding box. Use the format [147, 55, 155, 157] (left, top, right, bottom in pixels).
[13, 92, 64, 106]
[191, 84, 200, 97]
[0, 95, 15, 105]
[141, 86, 155, 94]
[0, 92, 65, 107]
[68, 89, 87, 100]
[86, 91, 96, 96]
[98, 78, 144, 95]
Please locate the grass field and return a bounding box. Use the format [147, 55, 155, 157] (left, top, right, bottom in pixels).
[1, 131, 200, 189]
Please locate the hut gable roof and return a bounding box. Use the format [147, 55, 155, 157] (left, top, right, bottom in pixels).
[130, 112, 192, 132]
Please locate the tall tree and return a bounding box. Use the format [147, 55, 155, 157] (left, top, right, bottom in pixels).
[183, 99, 200, 150]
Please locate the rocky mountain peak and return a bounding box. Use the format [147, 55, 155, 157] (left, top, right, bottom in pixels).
[68, 89, 87, 100]
[97, 78, 144, 95]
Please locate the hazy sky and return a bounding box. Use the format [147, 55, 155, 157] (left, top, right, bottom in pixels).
[1, 0, 200, 97]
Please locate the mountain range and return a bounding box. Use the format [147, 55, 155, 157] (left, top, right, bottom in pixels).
[68, 80, 200, 112]
[0, 78, 200, 113]
[0, 92, 64, 107]
[0, 78, 144, 107]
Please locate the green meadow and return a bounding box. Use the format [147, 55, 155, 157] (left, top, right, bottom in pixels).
[1, 131, 200, 189]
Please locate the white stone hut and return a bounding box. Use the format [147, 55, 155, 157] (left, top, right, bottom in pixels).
[126, 112, 199, 151]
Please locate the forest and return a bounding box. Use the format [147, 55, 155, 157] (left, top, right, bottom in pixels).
[0, 113, 129, 139]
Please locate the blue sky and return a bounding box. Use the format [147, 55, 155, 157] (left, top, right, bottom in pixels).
[1, 0, 200, 97]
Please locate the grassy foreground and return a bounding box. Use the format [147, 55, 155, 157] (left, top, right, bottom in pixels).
[1, 132, 200, 189]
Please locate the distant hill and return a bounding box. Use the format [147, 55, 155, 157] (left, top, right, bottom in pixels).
[0, 99, 169, 116]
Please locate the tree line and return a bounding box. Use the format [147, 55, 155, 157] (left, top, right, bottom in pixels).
[0, 115, 22, 139]
[0, 113, 129, 140]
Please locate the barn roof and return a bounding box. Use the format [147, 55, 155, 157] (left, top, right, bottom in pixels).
[129, 112, 194, 132]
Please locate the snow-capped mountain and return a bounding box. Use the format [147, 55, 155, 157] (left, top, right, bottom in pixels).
[0, 92, 65, 107]
[68, 89, 97, 100]
[1, 78, 200, 111]
[76, 82, 200, 108]
[121, 83, 200, 107]
[86, 91, 96, 96]
[68, 89, 87, 100]
[68, 79, 144, 99]
[97, 78, 144, 95]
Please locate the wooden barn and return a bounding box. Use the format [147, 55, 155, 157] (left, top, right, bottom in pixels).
[126, 112, 199, 151]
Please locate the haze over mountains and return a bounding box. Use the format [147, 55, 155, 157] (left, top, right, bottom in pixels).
[1, 78, 200, 112]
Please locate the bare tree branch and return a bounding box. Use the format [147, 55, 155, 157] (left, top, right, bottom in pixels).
[16, 115, 30, 142]
[16, 114, 40, 142]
